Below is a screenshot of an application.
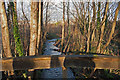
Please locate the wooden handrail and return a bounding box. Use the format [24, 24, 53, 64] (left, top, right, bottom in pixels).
[0, 55, 120, 71]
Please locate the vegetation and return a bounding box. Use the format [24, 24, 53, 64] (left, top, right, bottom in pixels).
[11, 2, 24, 57]
[0, 0, 120, 79]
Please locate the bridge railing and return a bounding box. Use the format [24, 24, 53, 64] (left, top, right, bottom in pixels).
[0, 55, 120, 71]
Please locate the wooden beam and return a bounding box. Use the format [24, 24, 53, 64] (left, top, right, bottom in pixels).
[0, 55, 120, 71]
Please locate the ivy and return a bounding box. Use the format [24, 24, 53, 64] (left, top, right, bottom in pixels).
[10, 2, 24, 57]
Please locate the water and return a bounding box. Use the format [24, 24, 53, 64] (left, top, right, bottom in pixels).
[41, 39, 75, 79]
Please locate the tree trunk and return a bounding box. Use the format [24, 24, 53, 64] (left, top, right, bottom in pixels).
[29, 1, 39, 79]
[96, 2, 109, 53]
[45, 2, 49, 27]
[96, 2, 101, 42]
[10, 2, 24, 57]
[63, 1, 70, 54]
[7, 2, 15, 56]
[29, 2, 38, 56]
[61, 1, 65, 52]
[91, 2, 96, 42]
[37, 1, 41, 51]
[39, 1, 43, 54]
[36, 1, 43, 55]
[86, 5, 91, 53]
[101, 2, 120, 53]
[97, 2, 101, 29]
[67, 1, 70, 36]
[0, 2, 12, 58]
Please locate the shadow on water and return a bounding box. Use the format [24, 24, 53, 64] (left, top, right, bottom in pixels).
[50, 55, 61, 68]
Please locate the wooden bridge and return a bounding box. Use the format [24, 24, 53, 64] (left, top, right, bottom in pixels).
[0, 55, 120, 71]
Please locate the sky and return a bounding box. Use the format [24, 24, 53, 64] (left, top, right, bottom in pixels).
[4, 0, 120, 23]
[17, 1, 120, 22]
[4, 0, 120, 2]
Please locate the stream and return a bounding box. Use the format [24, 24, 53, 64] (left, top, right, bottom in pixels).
[41, 39, 75, 79]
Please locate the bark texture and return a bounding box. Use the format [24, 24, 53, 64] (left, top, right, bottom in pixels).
[0, 2, 12, 57]
[29, 2, 38, 56]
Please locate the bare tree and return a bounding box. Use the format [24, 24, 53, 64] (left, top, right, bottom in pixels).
[45, 2, 49, 27]
[96, 2, 101, 41]
[87, 3, 91, 52]
[91, 2, 96, 42]
[61, 1, 65, 52]
[96, 2, 109, 53]
[101, 2, 120, 53]
[37, 0, 43, 54]
[0, 2, 12, 58]
[29, 1, 38, 56]
[67, 1, 70, 36]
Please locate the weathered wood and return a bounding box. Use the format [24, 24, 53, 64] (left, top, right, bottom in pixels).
[0, 55, 120, 71]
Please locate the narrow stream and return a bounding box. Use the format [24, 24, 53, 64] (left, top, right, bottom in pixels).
[41, 39, 75, 79]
